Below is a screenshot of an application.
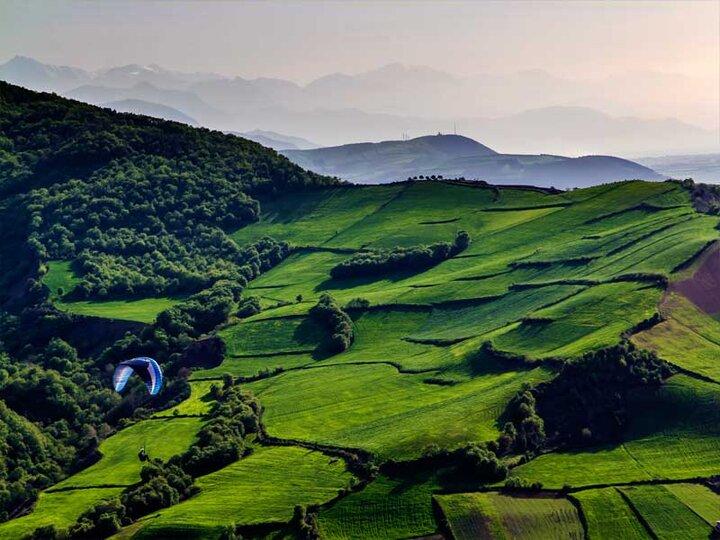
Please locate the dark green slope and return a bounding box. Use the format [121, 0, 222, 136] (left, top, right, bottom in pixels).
[0, 82, 336, 525]
[0, 81, 337, 304]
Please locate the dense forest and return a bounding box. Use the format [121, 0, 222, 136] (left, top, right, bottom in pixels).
[0, 81, 337, 523]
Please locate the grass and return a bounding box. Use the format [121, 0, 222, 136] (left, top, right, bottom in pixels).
[217, 315, 325, 356]
[619, 484, 711, 538]
[633, 293, 720, 382]
[510, 374, 720, 488]
[191, 351, 316, 379]
[249, 363, 551, 460]
[435, 492, 583, 540]
[55, 297, 181, 324]
[317, 472, 442, 540]
[571, 488, 650, 539]
[43, 261, 182, 323]
[154, 381, 217, 417]
[664, 483, 720, 526]
[31, 179, 720, 535]
[493, 282, 662, 359]
[231, 184, 406, 248]
[43, 260, 81, 298]
[0, 488, 123, 538]
[53, 418, 202, 488]
[131, 446, 352, 535]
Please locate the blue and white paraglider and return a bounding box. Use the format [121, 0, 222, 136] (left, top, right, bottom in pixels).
[113, 357, 163, 396]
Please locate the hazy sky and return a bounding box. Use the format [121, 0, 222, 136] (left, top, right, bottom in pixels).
[1, 0, 717, 83]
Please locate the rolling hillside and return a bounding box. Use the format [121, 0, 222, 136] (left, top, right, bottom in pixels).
[2, 83, 720, 539]
[282, 134, 662, 187]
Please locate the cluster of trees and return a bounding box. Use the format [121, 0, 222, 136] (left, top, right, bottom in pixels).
[237, 296, 262, 319]
[309, 294, 355, 354]
[495, 385, 546, 455]
[406, 175, 446, 181]
[533, 342, 671, 446]
[175, 380, 261, 477]
[0, 340, 120, 521]
[330, 231, 470, 279]
[0, 81, 334, 300]
[0, 81, 333, 198]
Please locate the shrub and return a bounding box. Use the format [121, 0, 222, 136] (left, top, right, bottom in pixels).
[309, 294, 354, 353]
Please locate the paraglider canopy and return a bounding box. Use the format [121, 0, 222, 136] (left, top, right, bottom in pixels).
[113, 357, 163, 396]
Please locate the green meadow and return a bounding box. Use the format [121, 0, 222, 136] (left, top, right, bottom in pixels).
[317, 472, 443, 540]
[0, 488, 123, 539]
[435, 492, 583, 540]
[132, 446, 352, 535]
[53, 418, 202, 488]
[15, 179, 720, 538]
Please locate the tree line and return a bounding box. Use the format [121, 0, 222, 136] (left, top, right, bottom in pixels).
[330, 231, 470, 279]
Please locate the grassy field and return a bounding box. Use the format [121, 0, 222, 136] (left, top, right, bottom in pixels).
[435, 492, 583, 540]
[53, 418, 202, 488]
[571, 488, 650, 539]
[0, 488, 123, 538]
[43, 260, 81, 298]
[633, 293, 720, 382]
[249, 362, 551, 459]
[317, 472, 442, 539]
[619, 484, 711, 538]
[23, 179, 720, 536]
[154, 381, 217, 417]
[493, 281, 661, 358]
[510, 374, 720, 487]
[130, 446, 352, 535]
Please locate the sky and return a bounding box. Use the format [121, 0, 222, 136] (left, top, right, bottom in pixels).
[1, 0, 717, 82]
[0, 0, 718, 131]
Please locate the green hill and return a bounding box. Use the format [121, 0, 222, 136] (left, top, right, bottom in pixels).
[2, 83, 720, 539]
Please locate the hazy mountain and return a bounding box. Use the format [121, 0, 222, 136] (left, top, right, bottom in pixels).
[282, 134, 662, 187]
[0, 55, 90, 92]
[229, 106, 717, 157]
[2, 56, 716, 156]
[232, 129, 319, 151]
[65, 82, 221, 124]
[93, 63, 225, 89]
[102, 99, 198, 125]
[468, 106, 717, 156]
[636, 153, 720, 183]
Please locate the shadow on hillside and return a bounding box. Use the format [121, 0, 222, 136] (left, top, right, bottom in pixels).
[315, 268, 426, 291]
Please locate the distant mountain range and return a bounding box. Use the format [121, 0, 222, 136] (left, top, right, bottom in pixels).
[282, 134, 662, 187]
[636, 153, 720, 183]
[102, 99, 198, 125]
[1, 55, 717, 156]
[229, 130, 318, 151]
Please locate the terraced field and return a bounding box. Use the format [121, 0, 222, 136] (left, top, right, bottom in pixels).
[317, 472, 443, 540]
[12, 179, 720, 538]
[132, 446, 353, 536]
[435, 492, 583, 540]
[509, 374, 720, 487]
